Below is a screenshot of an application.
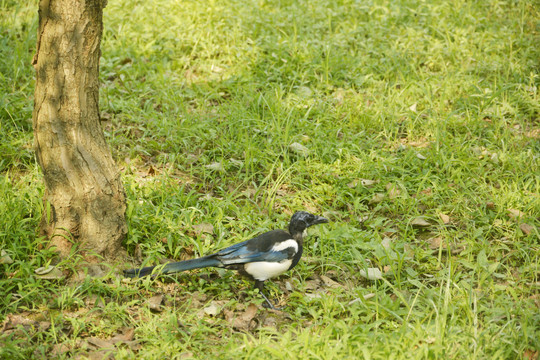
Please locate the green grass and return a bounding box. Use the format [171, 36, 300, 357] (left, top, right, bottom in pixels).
[1, 0, 539, 358]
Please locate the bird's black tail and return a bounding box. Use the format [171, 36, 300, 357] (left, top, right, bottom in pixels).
[123, 255, 222, 278]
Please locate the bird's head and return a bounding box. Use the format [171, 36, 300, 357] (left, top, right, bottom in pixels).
[288, 211, 328, 237]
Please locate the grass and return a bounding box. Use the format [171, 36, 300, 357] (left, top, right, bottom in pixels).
[1, 0, 539, 358]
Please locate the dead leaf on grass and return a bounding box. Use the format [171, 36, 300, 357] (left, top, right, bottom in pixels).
[289, 142, 310, 156]
[386, 183, 401, 199]
[202, 300, 227, 317]
[523, 349, 539, 360]
[369, 193, 385, 205]
[147, 294, 164, 312]
[87, 337, 115, 351]
[192, 223, 214, 235]
[224, 303, 258, 331]
[205, 162, 224, 171]
[438, 213, 450, 224]
[508, 209, 524, 219]
[411, 217, 431, 227]
[0, 250, 13, 264]
[381, 236, 392, 249]
[519, 223, 535, 235]
[428, 236, 444, 250]
[359, 268, 383, 280]
[320, 275, 341, 288]
[361, 179, 378, 187]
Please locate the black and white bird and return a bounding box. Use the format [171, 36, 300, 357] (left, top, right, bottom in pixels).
[124, 211, 328, 309]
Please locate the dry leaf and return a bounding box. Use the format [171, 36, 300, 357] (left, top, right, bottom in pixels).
[203, 301, 222, 316]
[523, 349, 539, 360]
[359, 268, 383, 280]
[386, 183, 401, 199]
[225, 304, 258, 331]
[320, 275, 341, 288]
[147, 294, 164, 312]
[381, 237, 392, 249]
[429, 236, 444, 250]
[192, 223, 214, 235]
[361, 179, 378, 187]
[411, 217, 431, 227]
[438, 213, 450, 224]
[519, 223, 534, 235]
[35, 266, 64, 280]
[87, 337, 115, 350]
[508, 209, 524, 219]
[369, 193, 385, 205]
[110, 328, 135, 344]
[0, 250, 13, 264]
[205, 162, 224, 171]
[289, 142, 310, 156]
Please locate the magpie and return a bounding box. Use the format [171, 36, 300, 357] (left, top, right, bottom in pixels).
[124, 211, 328, 309]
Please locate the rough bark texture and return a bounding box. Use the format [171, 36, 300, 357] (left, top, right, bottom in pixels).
[32, 0, 127, 261]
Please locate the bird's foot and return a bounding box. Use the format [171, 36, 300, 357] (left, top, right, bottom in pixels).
[260, 292, 283, 311]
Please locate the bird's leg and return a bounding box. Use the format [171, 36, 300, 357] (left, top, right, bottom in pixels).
[254, 280, 282, 310]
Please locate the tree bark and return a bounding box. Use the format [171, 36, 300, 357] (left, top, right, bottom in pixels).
[32, 0, 127, 261]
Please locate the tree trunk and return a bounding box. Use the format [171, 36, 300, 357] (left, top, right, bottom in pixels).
[32, 0, 127, 261]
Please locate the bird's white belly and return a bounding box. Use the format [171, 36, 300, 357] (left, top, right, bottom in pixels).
[244, 260, 293, 281]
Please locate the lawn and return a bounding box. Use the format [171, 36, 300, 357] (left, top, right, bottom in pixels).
[1, 0, 539, 358]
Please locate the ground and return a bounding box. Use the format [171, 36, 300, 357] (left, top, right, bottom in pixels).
[0, 0, 539, 359]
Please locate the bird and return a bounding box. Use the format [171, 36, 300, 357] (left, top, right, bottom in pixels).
[123, 211, 328, 309]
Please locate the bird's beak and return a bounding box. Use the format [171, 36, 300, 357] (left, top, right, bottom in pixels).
[312, 215, 329, 225]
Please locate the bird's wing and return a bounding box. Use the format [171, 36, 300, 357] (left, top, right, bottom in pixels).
[214, 230, 295, 265]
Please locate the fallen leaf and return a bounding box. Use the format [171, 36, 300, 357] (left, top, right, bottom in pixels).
[50, 343, 71, 357]
[359, 268, 383, 280]
[86, 349, 115, 360]
[192, 223, 214, 235]
[369, 193, 385, 205]
[285, 281, 293, 292]
[428, 236, 444, 250]
[411, 217, 431, 227]
[225, 304, 258, 331]
[203, 301, 222, 316]
[508, 209, 524, 219]
[320, 275, 341, 288]
[205, 162, 224, 171]
[87, 337, 115, 350]
[386, 183, 401, 199]
[35, 265, 55, 275]
[0, 250, 13, 264]
[438, 213, 450, 224]
[305, 292, 323, 300]
[519, 223, 534, 235]
[361, 179, 378, 187]
[304, 279, 321, 291]
[289, 142, 310, 156]
[110, 327, 135, 343]
[35, 266, 65, 280]
[381, 237, 392, 249]
[147, 294, 164, 312]
[523, 349, 539, 360]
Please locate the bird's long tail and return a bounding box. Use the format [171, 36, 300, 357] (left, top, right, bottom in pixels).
[123, 256, 222, 278]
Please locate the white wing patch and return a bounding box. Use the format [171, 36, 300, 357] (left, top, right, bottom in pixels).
[271, 239, 298, 252]
[244, 239, 298, 281]
[244, 259, 293, 281]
